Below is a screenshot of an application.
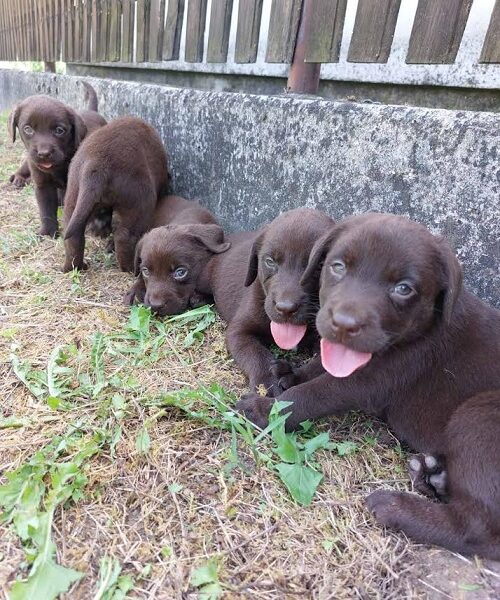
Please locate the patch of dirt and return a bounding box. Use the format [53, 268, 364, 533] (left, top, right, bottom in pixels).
[0, 111, 499, 600]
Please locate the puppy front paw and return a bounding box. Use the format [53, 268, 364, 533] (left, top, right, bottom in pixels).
[9, 172, 30, 188]
[408, 454, 447, 499]
[235, 393, 273, 429]
[270, 358, 299, 392]
[123, 288, 136, 306]
[366, 490, 406, 528]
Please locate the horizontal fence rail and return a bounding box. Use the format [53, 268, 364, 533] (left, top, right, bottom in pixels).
[0, 0, 499, 66]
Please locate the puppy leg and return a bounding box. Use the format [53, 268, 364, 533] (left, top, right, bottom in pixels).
[226, 322, 283, 398]
[35, 184, 59, 237]
[9, 158, 31, 188]
[123, 277, 146, 306]
[368, 392, 500, 559]
[62, 179, 86, 272]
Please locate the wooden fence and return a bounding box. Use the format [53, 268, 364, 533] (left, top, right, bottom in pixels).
[0, 0, 499, 66]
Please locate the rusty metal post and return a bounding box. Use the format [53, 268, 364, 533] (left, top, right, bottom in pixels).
[287, 0, 320, 94]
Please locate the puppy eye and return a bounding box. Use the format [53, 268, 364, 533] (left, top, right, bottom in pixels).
[330, 260, 346, 276]
[173, 267, 188, 280]
[54, 126, 66, 136]
[141, 267, 150, 278]
[23, 125, 34, 136]
[393, 282, 414, 297]
[264, 256, 277, 270]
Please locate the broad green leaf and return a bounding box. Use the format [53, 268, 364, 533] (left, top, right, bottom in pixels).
[275, 463, 323, 506]
[333, 441, 358, 456]
[303, 432, 331, 458]
[135, 428, 151, 455]
[190, 558, 222, 598]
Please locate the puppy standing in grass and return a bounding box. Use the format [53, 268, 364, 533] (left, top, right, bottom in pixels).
[63, 116, 169, 273]
[8, 82, 106, 236]
[124, 195, 230, 315]
[238, 213, 500, 560]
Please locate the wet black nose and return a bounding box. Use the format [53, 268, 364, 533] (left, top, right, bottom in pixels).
[275, 300, 299, 316]
[144, 301, 162, 313]
[331, 311, 362, 337]
[37, 149, 51, 159]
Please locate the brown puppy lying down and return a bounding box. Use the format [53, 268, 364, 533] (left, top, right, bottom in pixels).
[63, 116, 169, 273]
[237, 213, 500, 560]
[197, 208, 334, 396]
[124, 195, 229, 314]
[8, 82, 107, 236]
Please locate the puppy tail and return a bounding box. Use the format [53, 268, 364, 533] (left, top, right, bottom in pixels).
[64, 172, 103, 240]
[81, 81, 98, 112]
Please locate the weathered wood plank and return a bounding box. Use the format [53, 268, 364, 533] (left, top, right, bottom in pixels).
[480, 0, 500, 63]
[185, 0, 207, 62]
[136, 0, 148, 62]
[91, 0, 99, 61]
[107, 0, 121, 61]
[82, 0, 91, 62]
[162, 0, 184, 60]
[207, 0, 233, 62]
[407, 0, 473, 64]
[121, 0, 135, 62]
[266, 0, 302, 63]
[304, 0, 346, 63]
[73, 0, 83, 61]
[348, 0, 400, 63]
[97, 0, 109, 61]
[148, 0, 165, 62]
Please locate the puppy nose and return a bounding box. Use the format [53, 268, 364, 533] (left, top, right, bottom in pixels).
[331, 311, 362, 337]
[145, 302, 162, 314]
[37, 149, 51, 159]
[275, 300, 299, 315]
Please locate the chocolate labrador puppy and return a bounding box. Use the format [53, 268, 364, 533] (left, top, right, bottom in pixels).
[237, 213, 500, 560]
[8, 82, 107, 236]
[63, 116, 169, 273]
[124, 195, 230, 314]
[198, 208, 334, 396]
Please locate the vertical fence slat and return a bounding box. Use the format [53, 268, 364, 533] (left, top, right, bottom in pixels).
[91, 0, 99, 61]
[107, 0, 122, 61]
[266, 0, 303, 63]
[162, 0, 184, 60]
[303, 0, 346, 62]
[207, 0, 233, 63]
[121, 0, 135, 61]
[82, 0, 91, 61]
[407, 0, 473, 64]
[480, 0, 500, 63]
[148, 0, 165, 62]
[98, 0, 109, 61]
[347, 0, 400, 63]
[185, 0, 207, 62]
[235, 0, 263, 62]
[136, 0, 148, 62]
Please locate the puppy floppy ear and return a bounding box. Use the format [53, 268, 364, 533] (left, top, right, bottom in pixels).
[190, 224, 231, 254]
[68, 110, 87, 148]
[300, 226, 339, 290]
[8, 104, 21, 142]
[134, 238, 144, 277]
[437, 237, 463, 324]
[244, 230, 266, 287]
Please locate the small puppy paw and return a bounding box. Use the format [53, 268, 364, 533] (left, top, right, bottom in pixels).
[366, 490, 405, 528]
[62, 260, 88, 273]
[123, 288, 136, 306]
[38, 226, 59, 238]
[270, 358, 298, 392]
[408, 453, 447, 499]
[189, 292, 209, 308]
[235, 393, 273, 429]
[9, 173, 30, 188]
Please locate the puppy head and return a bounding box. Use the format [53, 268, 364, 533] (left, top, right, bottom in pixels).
[8, 95, 87, 173]
[303, 213, 463, 377]
[244, 208, 334, 350]
[135, 224, 230, 316]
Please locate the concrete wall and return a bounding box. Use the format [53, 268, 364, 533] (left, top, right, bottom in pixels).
[1, 70, 498, 307]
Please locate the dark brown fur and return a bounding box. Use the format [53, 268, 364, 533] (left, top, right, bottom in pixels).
[237, 213, 500, 560]
[62, 116, 169, 272]
[124, 195, 229, 314]
[8, 83, 106, 236]
[198, 208, 334, 396]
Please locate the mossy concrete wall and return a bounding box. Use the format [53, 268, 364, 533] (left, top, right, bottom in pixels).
[1, 70, 498, 306]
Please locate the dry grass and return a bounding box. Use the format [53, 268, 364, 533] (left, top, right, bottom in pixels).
[1, 111, 499, 600]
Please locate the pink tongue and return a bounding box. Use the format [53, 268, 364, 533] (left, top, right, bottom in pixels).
[320, 338, 372, 378]
[270, 322, 307, 350]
